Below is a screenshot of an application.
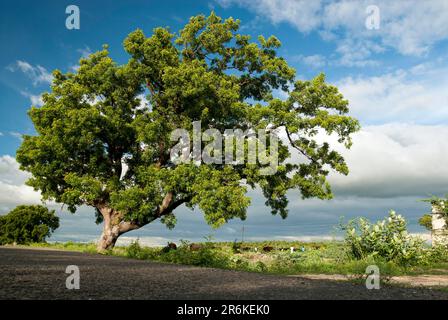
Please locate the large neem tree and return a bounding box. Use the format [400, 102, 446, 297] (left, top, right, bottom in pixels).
[17, 13, 360, 252]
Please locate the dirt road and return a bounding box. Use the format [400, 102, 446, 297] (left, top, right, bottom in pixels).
[0, 247, 447, 300]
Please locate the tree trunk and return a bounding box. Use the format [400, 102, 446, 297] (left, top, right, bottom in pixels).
[96, 206, 140, 253]
[95, 193, 185, 252]
[97, 219, 120, 252]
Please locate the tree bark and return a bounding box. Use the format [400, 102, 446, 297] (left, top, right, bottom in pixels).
[96, 206, 140, 253]
[95, 193, 190, 252]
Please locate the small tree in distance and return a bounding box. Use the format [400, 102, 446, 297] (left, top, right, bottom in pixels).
[0, 205, 59, 245]
[17, 12, 360, 252]
[419, 214, 432, 231]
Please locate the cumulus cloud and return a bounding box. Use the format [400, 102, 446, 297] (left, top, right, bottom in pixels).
[334, 38, 383, 67]
[8, 60, 53, 85]
[0, 155, 29, 186]
[337, 64, 448, 124]
[219, 0, 322, 32]
[0, 155, 41, 213]
[216, 0, 448, 64]
[279, 120, 448, 200]
[327, 124, 448, 198]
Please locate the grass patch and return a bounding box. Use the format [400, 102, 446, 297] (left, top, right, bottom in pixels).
[10, 239, 448, 277]
[27, 241, 98, 254]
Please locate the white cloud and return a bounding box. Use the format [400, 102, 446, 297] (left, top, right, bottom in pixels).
[320, 0, 448, 57]
[10, 60, 53, 85]
[294, 54, 327, 69]
[217, 0, 448, 64]
[327, 123, 448, 198]
[334, 38, 383, 67]
[0, 155, 41, 213]
[20, 91, 44, 106]
[337, 64, 448, 124]
[279, 119, 448, 199]
[219, 0, 322, 32]
[0, 155, 29, 186]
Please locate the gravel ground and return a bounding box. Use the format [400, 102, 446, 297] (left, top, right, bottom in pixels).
[1, 247, 447, 300]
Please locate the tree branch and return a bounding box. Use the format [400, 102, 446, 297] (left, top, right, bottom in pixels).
[156, 192, 192, 217]
[285, 127, 315, 163]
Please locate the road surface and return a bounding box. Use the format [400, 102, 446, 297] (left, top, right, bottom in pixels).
[0, 247, 447, 300]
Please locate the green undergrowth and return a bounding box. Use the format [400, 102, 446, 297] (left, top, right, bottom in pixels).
[16, 239, 448, 277]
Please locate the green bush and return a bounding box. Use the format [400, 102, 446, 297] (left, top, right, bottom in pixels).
[125, 240, 232, 269]
[422, 195, 448, 225]
[254, 261, 268, 272]
[343, 210, 426, 266]
[418, 214, 433, 231]
[0, 205, 59, 245]
[232, 240, 242, 253]
[162, 242, 231, 268]
[426, 244, 448, 263]
[125, 240, 154, 260]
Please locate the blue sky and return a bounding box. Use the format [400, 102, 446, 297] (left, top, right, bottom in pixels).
[1, 0, 448, 245]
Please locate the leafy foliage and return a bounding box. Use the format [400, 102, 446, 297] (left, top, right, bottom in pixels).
[16, 12, 359, 244]
[343, 211, 427, 266]
[0, 205, 59, 245]
[126, 240, 230, 268]
[422, 195, 448, 225]
[418, 214, 433, 231]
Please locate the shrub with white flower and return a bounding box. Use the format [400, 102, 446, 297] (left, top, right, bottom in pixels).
[344, 210, 426, 266]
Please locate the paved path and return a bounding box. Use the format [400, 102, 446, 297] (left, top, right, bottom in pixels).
[1, 247, 447, 300]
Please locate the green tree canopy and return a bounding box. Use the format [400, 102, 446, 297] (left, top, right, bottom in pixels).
[0, 205, 59, 245]
[17, 12, 360, 251]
